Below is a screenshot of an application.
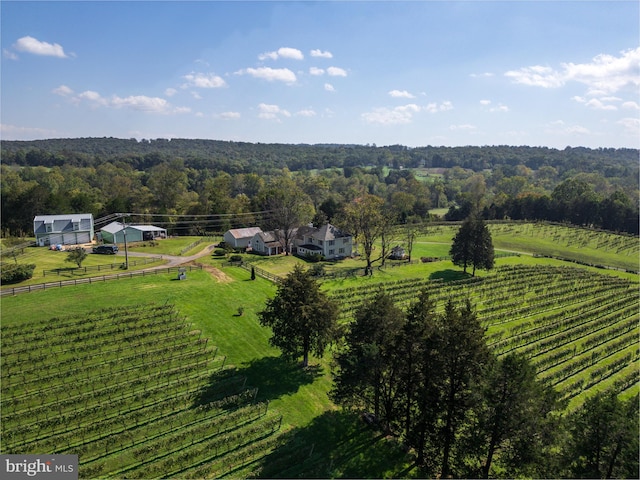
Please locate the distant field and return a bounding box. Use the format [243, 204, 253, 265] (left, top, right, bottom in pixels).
[420, 222, 639, 272]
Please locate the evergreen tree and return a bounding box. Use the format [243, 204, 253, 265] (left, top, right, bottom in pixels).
[258, 265, 338, 367]
[466, 353, 562, 478]
[331, 290, 404, 426]
[438, 299, 491, 477]
[450, 214, 494, 276]
[563, 392, 639, 479]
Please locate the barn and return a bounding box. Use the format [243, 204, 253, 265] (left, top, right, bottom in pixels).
[99, 221, 167, 244]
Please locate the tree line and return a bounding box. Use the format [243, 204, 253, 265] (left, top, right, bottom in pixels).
[259, 265, 639, 478]
[1, 139, 638, 238]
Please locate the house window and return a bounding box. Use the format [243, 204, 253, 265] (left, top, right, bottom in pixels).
[329, 249, 334, 255]
[328, 240, 335, 246]
[319, 240, 323, 246]
[339, 248, 345, 254]
[73, 222, 80, 231]
[343, 238, 349, 244]
[45, 224, 52, 233]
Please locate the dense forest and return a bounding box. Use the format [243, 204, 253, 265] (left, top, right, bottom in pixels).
[1, 138, 638, 236]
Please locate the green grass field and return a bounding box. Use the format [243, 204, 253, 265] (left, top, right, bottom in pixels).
[1, 222, 638, 478]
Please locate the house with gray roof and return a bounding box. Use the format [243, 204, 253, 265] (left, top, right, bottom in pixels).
[223, 227, 263, 249]
[34, 213, 95, 247]
[251, 230, 285, 256]
[295, 223, 352, 260]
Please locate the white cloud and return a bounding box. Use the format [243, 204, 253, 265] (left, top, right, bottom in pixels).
[426, 101, 453, 113]
[258, 103, 291, 121]
[218, 111, 241, 119]
[572, 96, 618, 110]
[310, 49, 333, 58]
[361, 104, 422, 125]
[296, 109, 317, 117]
[491, 105, 510, 112]
[3, 48, 18, 60]
[236, 67, 297, 84]
[480, 99, 491, 106]
[182, 72, 227, 88]
[53, 85, 74, 97]
[111, 95, 171, 113]
[309, 67, 325, 76]
[259, 47, 304, 61]
[505, 65, 564, 88]
[505, 47, 640, 95]
[13, 36, 69, 58]
[622, 101, 640, 110]
[389, 90, 415, 99]
[65, 88, 188, 114]
[324, 83, 335, 92]
[77, 90, 108, 106]
[470, 72, 495, 78]
[165, 88, 178, 97]
[327, 66, 347, 77]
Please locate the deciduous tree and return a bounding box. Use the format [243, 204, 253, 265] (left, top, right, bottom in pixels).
[65, 247, 88, 267]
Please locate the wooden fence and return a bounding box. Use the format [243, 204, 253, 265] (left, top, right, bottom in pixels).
[42, 256, 163, 276]
[1, 265, 203, 297]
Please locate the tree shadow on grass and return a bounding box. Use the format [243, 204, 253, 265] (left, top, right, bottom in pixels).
[190, 366, 250, 408]
[190, 356, 321, 408]
[429, 268, 471, 282]
[238, 355, 323, 403]
[255, 409, 420, 478]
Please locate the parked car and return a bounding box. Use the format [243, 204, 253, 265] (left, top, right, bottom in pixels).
[93, 245, 119, 254]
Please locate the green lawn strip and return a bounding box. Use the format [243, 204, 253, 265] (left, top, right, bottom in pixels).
[125, 236, 208, 255]
[1, 246, 167, 287]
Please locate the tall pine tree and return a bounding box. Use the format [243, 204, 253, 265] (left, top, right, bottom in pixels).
[258, 264, 338, 367]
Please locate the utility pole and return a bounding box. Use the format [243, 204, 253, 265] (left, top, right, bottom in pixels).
[119, 213, 129, 269]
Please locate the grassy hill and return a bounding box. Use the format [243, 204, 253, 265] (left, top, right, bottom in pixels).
[1, 222, 638, 478]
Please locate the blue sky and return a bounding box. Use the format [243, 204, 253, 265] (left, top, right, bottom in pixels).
[2, 1, 638, 148]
